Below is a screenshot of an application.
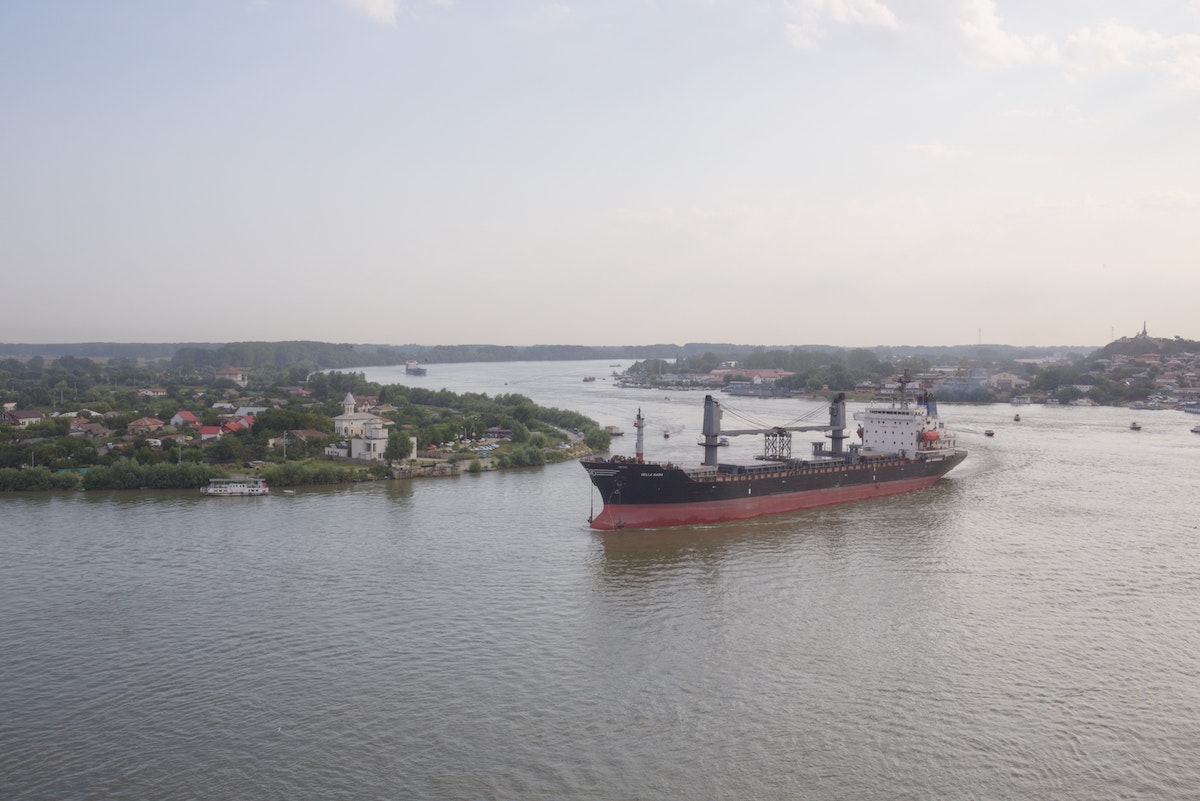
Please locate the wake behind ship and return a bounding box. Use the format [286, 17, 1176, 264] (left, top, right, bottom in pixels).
[581, 388, 966, 530]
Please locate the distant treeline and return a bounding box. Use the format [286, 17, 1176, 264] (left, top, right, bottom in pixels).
[4, 340, 1100, 369]
[0, 342, 207, 360]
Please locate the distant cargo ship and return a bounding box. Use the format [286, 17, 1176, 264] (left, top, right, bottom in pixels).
[581, 384, 966, 530]
[405, 360, 427, 376]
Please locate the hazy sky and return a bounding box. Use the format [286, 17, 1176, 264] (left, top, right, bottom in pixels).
[3, 1, 1198, 348]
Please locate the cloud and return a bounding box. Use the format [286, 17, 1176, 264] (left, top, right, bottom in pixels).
[956, 0, 1057, 66]
[954, 1, 1200, 89]
[826, 0, 898, 29]
[343, 0, 400, 25]
[1061, 20, 1200, 88]
[340, 0, 455, 26]
[784, 0, 899, 50]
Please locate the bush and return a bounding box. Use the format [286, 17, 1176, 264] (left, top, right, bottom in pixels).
[260, 460, 368, 487]
[79, 460, 220, 490]
[0, 467, 80, 491]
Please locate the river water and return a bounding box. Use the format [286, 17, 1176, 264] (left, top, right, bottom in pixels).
[3, 359, 1198, 800]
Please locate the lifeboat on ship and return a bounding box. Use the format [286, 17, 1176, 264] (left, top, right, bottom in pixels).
[921, 430, 939, 442]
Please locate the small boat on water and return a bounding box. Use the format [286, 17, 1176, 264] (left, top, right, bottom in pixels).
[201, 476, 269, 496]
[1130, 422, 1142, 431]
[1013, 414, 1021, 422]
[984, 430, 995, 437]
[1191, 425, 1200, 434]
[605, 425, 624, 436]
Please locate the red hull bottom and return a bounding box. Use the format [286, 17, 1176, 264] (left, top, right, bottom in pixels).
[588, 474, 946, 530]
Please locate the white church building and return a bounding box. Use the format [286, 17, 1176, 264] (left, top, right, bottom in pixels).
[326, 392, 392, 461]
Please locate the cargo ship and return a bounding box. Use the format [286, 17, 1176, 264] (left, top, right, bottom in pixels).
[581, 386, 966, 530]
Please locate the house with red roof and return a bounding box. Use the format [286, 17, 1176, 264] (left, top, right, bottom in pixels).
[199, 425, 224, 441]
[127, 417, 165, 436]
[170, 410, 200, 428]
[214, 368, 248, 387]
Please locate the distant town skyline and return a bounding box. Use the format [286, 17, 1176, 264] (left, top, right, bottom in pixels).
[3, 2, 1198, 347]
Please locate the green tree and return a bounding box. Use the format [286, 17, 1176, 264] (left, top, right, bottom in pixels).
[584, 427, 611, 451]
[385, 430, 413, 462]
[207, 435, 245, 463]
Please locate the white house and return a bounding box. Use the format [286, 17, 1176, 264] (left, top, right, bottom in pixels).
[170, 411, 200, 428]
[3, 409, 46, 428]
[215, 368, 248, 387]
[349, 423, 390, 461]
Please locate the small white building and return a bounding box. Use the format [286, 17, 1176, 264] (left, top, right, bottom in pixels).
[349, 423, 390, 461]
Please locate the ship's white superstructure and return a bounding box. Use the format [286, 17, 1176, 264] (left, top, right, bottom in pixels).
[854, 394, 956, 460]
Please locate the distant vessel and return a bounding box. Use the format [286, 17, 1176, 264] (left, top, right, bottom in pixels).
[985, 430, 995, 437]
[582, 382, 966, 530]
[1013, 414, 1021, 422]
[405, 360, 427, 376]
[201, 477, 269, 496]
[583, 376, 596, 382]
[604, 425, 624, 436]
[1191, 424, 1200, 434]
[1130, 422, 1142, 431]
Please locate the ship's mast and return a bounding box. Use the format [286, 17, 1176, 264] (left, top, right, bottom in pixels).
[701, 395, 724, 466]
[634, 408, 645, 463]
[828, 393, 847, 455]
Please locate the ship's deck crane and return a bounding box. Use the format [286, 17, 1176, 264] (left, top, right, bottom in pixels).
[698, 394, 848, 466]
